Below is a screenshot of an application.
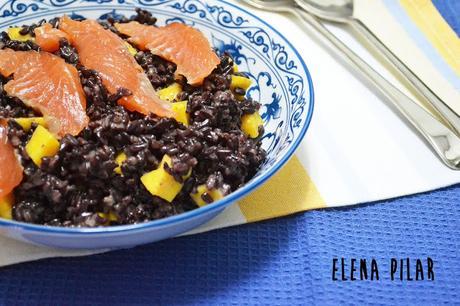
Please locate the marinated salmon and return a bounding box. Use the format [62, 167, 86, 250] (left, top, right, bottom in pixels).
[59, 16, 172, 117]
[0, 125, 22, 198]
[34, 23, 69, 52]
[0, 49, 88, 137]
[115, 22, 219, 85]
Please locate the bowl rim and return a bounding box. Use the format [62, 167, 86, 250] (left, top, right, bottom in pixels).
[0, 0, 315, 235]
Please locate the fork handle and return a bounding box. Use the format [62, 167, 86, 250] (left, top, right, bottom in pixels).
[293, 9, 460, 169]
[350, 18, 460, 136]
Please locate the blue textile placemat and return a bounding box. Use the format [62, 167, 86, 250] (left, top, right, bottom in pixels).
[0, 184, 459, 305]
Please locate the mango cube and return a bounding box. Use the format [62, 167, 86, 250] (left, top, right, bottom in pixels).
[124, 41, 137, 56]
[172, 101, 189, 126]
[158, 83, 182, 102]
[230, 75, 251, 91]
[13, 117, 46, 131]
[114, 152, 127, 175]
[190, 185, 224, 207]
[97, 211, 118, 224]
[7, 27, 33, 42]
[0, 193, 13, 220]
[108, 211, 118, 221]
[233, 64, 239, 73]
[25, 125, 60, 166]
[141, 155, 183, 202]
[235, 94, 245, 101]
[241, 112, 264, 138]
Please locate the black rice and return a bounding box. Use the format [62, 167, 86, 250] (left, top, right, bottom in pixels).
[2, 11, 266, 227]
[0, 31, 40, 51]
[55, 39, 79, 65]
[135, 51, 176, 89]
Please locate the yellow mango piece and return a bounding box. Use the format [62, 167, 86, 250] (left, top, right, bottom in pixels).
[190, 185, 224, 207]
[230, 75, 251, 91]
[172, 101, 189, 126]
[97, 211, 118, 224]
[158, 83, 182, 102]
[233, 64, 239, 73]
[108, 211, 118, 221]
[13, 117, 46, 131]
[141, 155, 183, 202]
[0, 193, 13, 220]
[235, 94, 245, 101]
[114, 152, 127, 175]
[7, 27, 33, 42]
[241, 112, 264, 138]
[25, 125, 60, 166]
[124, 41, 137, 56]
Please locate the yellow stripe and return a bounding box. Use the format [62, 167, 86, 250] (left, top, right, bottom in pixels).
[400, 0, 460, 76]
[238, 155, 326, 222]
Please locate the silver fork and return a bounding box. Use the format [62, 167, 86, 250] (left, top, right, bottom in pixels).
[239, 0, 460, 170]
[294, 0, 460, 136]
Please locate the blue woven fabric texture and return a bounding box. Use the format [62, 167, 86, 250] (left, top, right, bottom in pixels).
[0, 184, 459, 305]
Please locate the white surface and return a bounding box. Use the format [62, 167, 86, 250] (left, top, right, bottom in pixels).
[273, 4, 460, 206]
[355, 0, 460, 114]
[1, 1, 459, 266]
[0, 237, 107, 266]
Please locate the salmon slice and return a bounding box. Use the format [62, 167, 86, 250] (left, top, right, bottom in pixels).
[59, 16, 172, 117]
[0, 49, 21, 77]
[115, 22, 220, 85]
[0, 49, 88, 137]
[0, 125, 23, 198]
[34, 23, 69, 52]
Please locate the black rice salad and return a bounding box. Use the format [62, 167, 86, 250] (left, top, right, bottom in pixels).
[0, 9, 266, 227]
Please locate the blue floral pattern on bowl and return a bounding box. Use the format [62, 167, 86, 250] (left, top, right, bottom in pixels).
[0, 0, 314, 249]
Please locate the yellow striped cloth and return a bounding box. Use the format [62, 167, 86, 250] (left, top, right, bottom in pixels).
[400, 0, 459, 76]
[238, 156, 326, 221]
[231, 0, 460, 224]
